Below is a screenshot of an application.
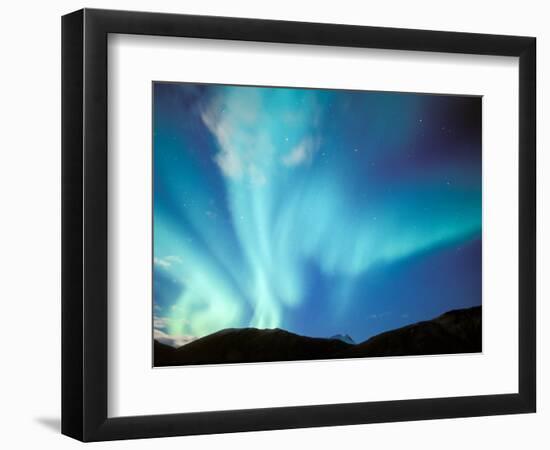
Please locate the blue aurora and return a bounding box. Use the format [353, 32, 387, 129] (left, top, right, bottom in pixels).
[153, 82, 481, 348]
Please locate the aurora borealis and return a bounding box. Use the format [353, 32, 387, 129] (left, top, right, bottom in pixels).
[153, 82, 481, 348]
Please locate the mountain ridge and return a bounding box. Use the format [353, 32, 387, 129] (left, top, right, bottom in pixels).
[154, 305, 481, 367]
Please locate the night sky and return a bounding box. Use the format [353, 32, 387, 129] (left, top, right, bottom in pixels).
[152, 82, 481, 347]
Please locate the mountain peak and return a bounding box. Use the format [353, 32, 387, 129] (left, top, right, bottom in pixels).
[330, 334, 356, 345]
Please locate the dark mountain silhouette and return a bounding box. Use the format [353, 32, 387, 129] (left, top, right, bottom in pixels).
[154, 340, 177, 366]
[154, 306, 481, 367]
[155, 327, 353, 366]
[335, 306, 481, 358]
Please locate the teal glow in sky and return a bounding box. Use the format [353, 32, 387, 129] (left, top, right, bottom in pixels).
[153, 82, 481, 347]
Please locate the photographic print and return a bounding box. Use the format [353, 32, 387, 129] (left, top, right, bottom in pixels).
[152, 82, 481, 367]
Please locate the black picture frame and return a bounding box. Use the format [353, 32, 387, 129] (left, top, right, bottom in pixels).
[62, 8, 536, 442]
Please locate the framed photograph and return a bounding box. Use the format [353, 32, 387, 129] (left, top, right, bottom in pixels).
[62, 8, 536, 441]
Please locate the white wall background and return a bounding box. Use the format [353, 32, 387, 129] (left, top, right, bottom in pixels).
[0, 0, 546, 448]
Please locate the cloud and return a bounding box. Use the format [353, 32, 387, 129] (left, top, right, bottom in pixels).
[214, 146, 243, 178]
[153, 316, 169, 329]
[200, 97, 245, 180]
[154, 255, 182, 269]
[154, 328, 197, 348]
[164, 255, 182, 264]
[154, 315, 189, 331]
[200, 91, 271, 185]
[154, 257, 170, 268]
[282, 137, 318, 167]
